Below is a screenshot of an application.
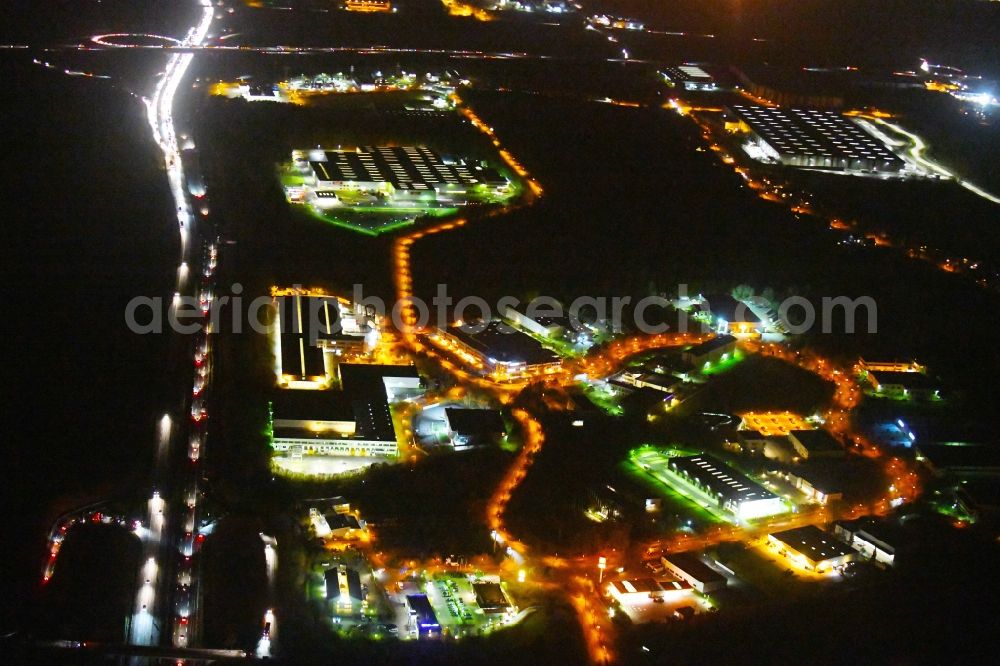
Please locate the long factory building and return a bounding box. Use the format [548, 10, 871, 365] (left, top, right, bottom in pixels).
[727, 104, 903, 173]
[270, 363, 423, 458]
[297, 146, 510, 205]
[274, 293, 379, 388]
[667, 454, 786, 520]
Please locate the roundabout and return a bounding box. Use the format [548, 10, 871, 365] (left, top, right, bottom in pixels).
[91, 33, 183, 48]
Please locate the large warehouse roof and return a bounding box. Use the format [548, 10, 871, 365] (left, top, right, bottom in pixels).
[271, 389, 355, 423]
[790, 429, 844, 455]
[271, 391, 397, 442]
[662, 552, 727, 587]
[731, 105, 901, 165]
[280, 334, 325, 379]
[310, 146, 506, 191]
[473, 582, 511, 612]
[770, 525, 853, 562]
[445, 408, 505, 437]
[669, 454, 779, 506]
[685, 334, 738, 355]
[406, 594, 439, 628]
[352, 399, 397, 442]
[338, 363, 420, 396]
[663, 64, 714, 83]
[275, 295, 368, 341]
[448, 319, 560, 366]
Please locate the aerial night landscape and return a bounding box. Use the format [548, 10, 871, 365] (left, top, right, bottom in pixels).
[5, 0, 1000, 664]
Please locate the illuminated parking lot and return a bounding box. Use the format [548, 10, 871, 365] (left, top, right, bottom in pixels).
[740, 411, 814, 436]
[272, 454, 385, 477]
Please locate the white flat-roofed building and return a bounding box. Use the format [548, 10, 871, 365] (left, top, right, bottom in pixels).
[607, 578, 692, 606]
[660, 553, 727, 593]
[834, 518, 899, 567]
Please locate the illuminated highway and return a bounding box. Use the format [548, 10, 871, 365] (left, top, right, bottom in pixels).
[125, 0, 216, 655]
[79, 33, 658, 68]
[865, 116, 1000, 205]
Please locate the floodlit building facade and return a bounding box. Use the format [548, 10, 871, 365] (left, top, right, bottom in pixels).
[660, 553, 727, 593]
[782, 468, 844, 504]
[835, 518, 898, 567]
[607, 578, 692, 606]
[343, 0, 393, 12]
[858, 359, 925, 374]
[696, 294, 763, 337]
[769, 525, 854, 573]
[270, 391, 399, 457]
[270, 364, 422, 459]
[667, 454, 786, 520]
[864, 369, 941, 400]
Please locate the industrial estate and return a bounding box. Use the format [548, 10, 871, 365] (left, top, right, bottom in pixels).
[10, 0, 1000, 664]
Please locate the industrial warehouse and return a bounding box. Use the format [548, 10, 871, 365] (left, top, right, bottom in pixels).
[267, 290, 424, 461]
[290, 146, 511, 207]
[270, 384, 399, 457]
[269, 363, 422, 459]
[666, 454, 787, 521]
[768, 525, 854, 573]
[727, 104, 903, 173]
[436, 319, 562, 380]
[660, 553, 727, 593]
[273, 292, 379, 388]
[661, 65, 718, 91]
[631, 447, 788, 522]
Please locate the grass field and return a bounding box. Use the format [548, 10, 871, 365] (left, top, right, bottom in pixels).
[624, 448, 729, 525]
